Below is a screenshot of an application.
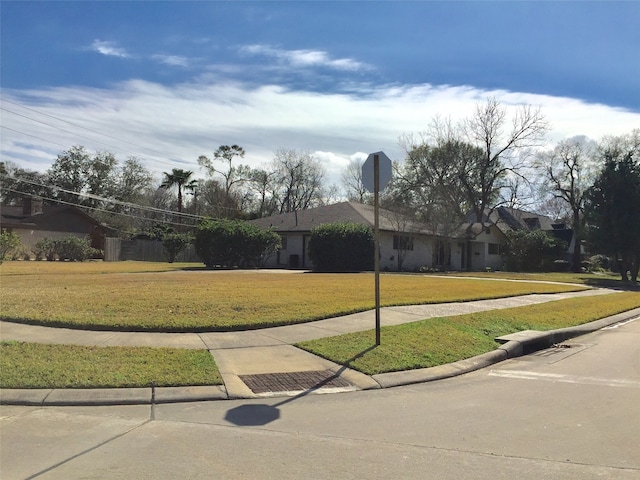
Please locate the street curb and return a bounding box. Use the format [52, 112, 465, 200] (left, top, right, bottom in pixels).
[2, 308, 638, 406]
[373, 307, 640, 389]
[0, 385, 229, 407]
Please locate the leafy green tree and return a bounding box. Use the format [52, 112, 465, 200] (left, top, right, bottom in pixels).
[0, 162, 55, 206]
[0, 229, 21, 263]
[160, 168, 197, 213]
[307, 223, 374, 272]
[584, 147, 640, 283]
[115, 157, 153, 205]
[84, 151, 118, 207]
[47, 146, 91, 203]
[198, 145, 251, 215]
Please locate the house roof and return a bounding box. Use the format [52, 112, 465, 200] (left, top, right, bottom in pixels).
[460, 206, 574, 241]
[248, 201, 433, 235]
[1, 204, 108, 231]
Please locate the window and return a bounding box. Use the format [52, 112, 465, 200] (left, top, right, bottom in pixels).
[280, 236, 288, 251]
[488, 243, 501, 255]
[393, 235, 414, 251]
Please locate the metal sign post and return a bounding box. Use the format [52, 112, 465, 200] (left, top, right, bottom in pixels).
[362, 151, 392, 346]
[373, 154, 381, 345]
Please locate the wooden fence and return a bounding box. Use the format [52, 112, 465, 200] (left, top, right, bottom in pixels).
[104, 238, 200, 263]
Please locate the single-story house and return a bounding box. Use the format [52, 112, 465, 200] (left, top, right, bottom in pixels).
[0, 197, 111, 252]
[249, 201, 443, 271]
[249, 202, 575, 272]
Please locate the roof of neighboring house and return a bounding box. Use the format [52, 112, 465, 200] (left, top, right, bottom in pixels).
[248, 201, 434, 235]
[461, 206, 574, 243]
[1, 203, 108, 232]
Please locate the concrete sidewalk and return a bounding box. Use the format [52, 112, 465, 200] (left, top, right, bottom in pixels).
[1, 288, 638, 406]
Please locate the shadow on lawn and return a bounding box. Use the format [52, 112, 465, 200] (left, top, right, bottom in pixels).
[224, 344, 378, 427]
[580, 276, 639, 290]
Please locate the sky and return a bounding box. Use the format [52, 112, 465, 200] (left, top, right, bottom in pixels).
[1, 1, 639, 190]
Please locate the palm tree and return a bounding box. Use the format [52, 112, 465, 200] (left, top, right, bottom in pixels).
[160, 169, 196, 213]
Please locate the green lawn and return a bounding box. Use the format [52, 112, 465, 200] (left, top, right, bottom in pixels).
[296, 291, 640, 375]
[0, 342, 222, 389]
[1, 261, 637, 390]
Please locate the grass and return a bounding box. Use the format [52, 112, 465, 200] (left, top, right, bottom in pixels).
[437, 270, 630, 289]
[1, 261, 637, 389]
[296, 291, 640, 375]
[0, 260, 195, 276]
[0, 263, 591, 331]
[0, 342, 222, 389]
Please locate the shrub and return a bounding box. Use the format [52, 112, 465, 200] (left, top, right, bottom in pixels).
[307, 222, 374, 272]
[0, 230, 21, 263]
[34, 238, 57, 261]
[34, 236, 98, 262]
[588, 254, 610, 272]
[10, 244, 33, 261]
[502, 229, 567, 272]
[161, 232, 193, 263]
[195, 219, 281, 268]
[55, 236, 97, 261]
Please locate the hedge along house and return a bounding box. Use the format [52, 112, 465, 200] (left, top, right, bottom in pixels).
[248, 201, 442, 271]
[0, 196, 111, 253]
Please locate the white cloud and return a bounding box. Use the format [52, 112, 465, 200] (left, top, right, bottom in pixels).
[90, 40, 130, 58]
[2, 78, 639, 190]
[152, 54, 191, 68]
[240, 44, 371, 72]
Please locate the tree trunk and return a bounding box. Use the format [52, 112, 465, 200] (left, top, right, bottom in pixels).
[571, 211, 582, 273]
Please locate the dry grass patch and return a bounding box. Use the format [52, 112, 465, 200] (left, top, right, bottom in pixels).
[0, 266, 588, 331]
[0, 341, 222, 389]
[296, 292, 640, 375]
[0, 260, 196, 276]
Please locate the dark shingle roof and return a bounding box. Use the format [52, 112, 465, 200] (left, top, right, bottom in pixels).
[248, 201, 431, 234]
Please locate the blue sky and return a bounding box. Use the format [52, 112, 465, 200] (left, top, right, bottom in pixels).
[2, 1, 639, 188]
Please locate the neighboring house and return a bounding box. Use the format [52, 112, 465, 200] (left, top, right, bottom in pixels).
[248, 201, 440, 271]
[458, 207, 576, 271]
[249, 202, 575, 272]
[0, 197, 111, 252]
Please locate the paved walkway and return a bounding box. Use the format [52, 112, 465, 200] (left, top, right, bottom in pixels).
[2, 288, 639, 405]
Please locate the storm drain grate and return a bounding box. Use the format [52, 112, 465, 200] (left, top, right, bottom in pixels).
[239, 370, 352, 394]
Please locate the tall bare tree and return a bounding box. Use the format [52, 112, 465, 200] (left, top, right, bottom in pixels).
[461, 98, 549, 222]
[397, 98, 548, 225]
[341, 157, 370, 203]
[271, 149, 326, 213]
[536, 136, 597, 272]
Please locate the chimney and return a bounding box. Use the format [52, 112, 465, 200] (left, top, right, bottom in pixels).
[23, 196, 43, 216]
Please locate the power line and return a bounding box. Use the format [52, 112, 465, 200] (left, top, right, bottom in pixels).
[1, 98, 177, 159]
[2, 106, 136, 155]
[3, 174, 210, 219]
[0, 125, 72, 151]
[0, 98, 201, 170]
[1, 107, 192, 170]
[4, 172, 243, 217]
[3, 187, 200, 230]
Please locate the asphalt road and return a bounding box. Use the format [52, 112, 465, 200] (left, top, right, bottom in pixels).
[1, 317, 638, 480]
